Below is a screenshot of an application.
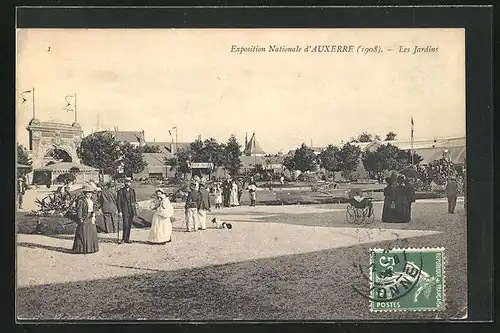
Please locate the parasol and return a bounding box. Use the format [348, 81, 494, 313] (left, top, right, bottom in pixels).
[17, 163, 31, 168]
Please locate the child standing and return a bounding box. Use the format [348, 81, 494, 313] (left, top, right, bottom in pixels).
[214, 183, 223, 209]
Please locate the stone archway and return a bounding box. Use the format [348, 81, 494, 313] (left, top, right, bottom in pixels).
[26, 119, 83, 169]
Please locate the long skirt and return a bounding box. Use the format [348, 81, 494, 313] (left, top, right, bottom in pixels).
[148, 214, 172, 244]
[394, 197, 411, 222]
[381, 198, 396, 222]
[102, 211, 118, 233]
[72, 218, 99, 254]
[229, 190, 239, 206]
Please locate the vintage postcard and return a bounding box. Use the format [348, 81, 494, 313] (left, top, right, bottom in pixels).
[16, 28, 466, 321]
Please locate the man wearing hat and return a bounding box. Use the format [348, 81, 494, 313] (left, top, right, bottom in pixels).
[16, 175, 26, 210]
[197, 182, 211, 230]
[98, 183, 119, 234]
[184, 182, 201, 232]
[445, 176, 459, 214]
[116, 177, 138, 243]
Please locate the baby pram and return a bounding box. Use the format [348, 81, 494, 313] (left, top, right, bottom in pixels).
[345, 188, 374, 224]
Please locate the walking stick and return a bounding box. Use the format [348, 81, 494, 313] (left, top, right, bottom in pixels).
[117, 213, 121, 243]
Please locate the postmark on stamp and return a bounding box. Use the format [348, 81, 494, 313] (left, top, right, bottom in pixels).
[369, 247, 445, 312]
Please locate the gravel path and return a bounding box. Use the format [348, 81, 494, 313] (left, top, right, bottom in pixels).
[16, 201, 466, 321]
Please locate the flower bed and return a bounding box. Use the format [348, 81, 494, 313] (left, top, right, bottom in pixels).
[17, 208, 154, 235]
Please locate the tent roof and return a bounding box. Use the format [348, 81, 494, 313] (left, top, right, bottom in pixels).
[244, 133, 266, 155]
[143, 153, 169, 167]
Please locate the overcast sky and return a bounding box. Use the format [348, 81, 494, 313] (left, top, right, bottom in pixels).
[16, 28, 465, 153]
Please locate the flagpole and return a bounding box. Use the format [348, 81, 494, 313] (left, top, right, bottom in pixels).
[32, 87, 35, 119]
[175, 127, 178, 154]
[74, 93, 78, 122]
[410, 117, 414, 166]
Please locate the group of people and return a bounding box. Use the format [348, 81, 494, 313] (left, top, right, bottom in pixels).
[381, 174, 462, 223]
[213, 176, 258, 208]
[382, 175, 416, 223]
[70, 174, 260, 254]
[70, 177, 174, 255]
[183, 175, 259, 231]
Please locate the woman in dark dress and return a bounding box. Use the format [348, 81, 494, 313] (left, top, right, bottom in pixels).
[382, 177, 396, 222]
[72, 184, 100, 254]
[393, 175, 411, 223]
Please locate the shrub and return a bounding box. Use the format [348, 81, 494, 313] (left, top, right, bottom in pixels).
[55, 172, 76, 185]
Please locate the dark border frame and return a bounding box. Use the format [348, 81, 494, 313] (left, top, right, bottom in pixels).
[9, 5, 494, 330]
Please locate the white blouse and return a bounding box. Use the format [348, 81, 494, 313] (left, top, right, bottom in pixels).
[86, 198, 94, 212]
[86, 198, 95, 224]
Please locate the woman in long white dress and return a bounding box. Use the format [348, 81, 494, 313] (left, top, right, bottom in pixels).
[229, 180, 240, 206]
[148, 188, 174, 244]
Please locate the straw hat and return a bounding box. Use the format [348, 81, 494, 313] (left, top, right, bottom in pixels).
[82, 184, 95, 193]
[155, 188, 165, 195]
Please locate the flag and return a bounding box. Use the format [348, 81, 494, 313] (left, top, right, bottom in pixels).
[168, 130, 172, 136]
[64, 94, 74, 112]
[21, 90, 31, 104]
[410, 117, 415, 139]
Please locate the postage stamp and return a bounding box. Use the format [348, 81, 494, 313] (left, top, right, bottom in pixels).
[370, 247, 445, 312]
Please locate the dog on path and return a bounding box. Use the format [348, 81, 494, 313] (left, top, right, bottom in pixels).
[211, 217, 232, 229]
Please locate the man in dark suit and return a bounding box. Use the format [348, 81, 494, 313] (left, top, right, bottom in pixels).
[198, 183, 211, 230]
[445, 176, 459, 214]
[16, 176, 26, 210]
[185, 182, 201, 232]
[99, 183, 119, 233]
[222, 178, 231, 207]
[116, 177, 138, 243]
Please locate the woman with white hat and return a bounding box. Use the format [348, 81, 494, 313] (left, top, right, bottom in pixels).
[72, 184, 99, 254]
[148, 188, 174, 244]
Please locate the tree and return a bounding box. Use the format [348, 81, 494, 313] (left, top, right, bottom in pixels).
[282, 154, 296, 171]
[223, 135, 242, 176]
[384, 131, 397, 141]
[165, 138, 227, 177]
[17, 143, 33, 174]
[189, 139, 205, 162]
[355, 132, 373, 143]
[421, 157, 457, 186]
[362, 143, 422, 179]
[337, 142, 362, 174]
[350, 132, 381, 143]
[165, 147, 191, 174]
[290, 144, 317, 172]
[202, 138, 227, 167]
[141, 145, 161, 153]
[318, 144, 340, 178]
[77, 132, 121, 181]
[119, 142, 147, 178]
